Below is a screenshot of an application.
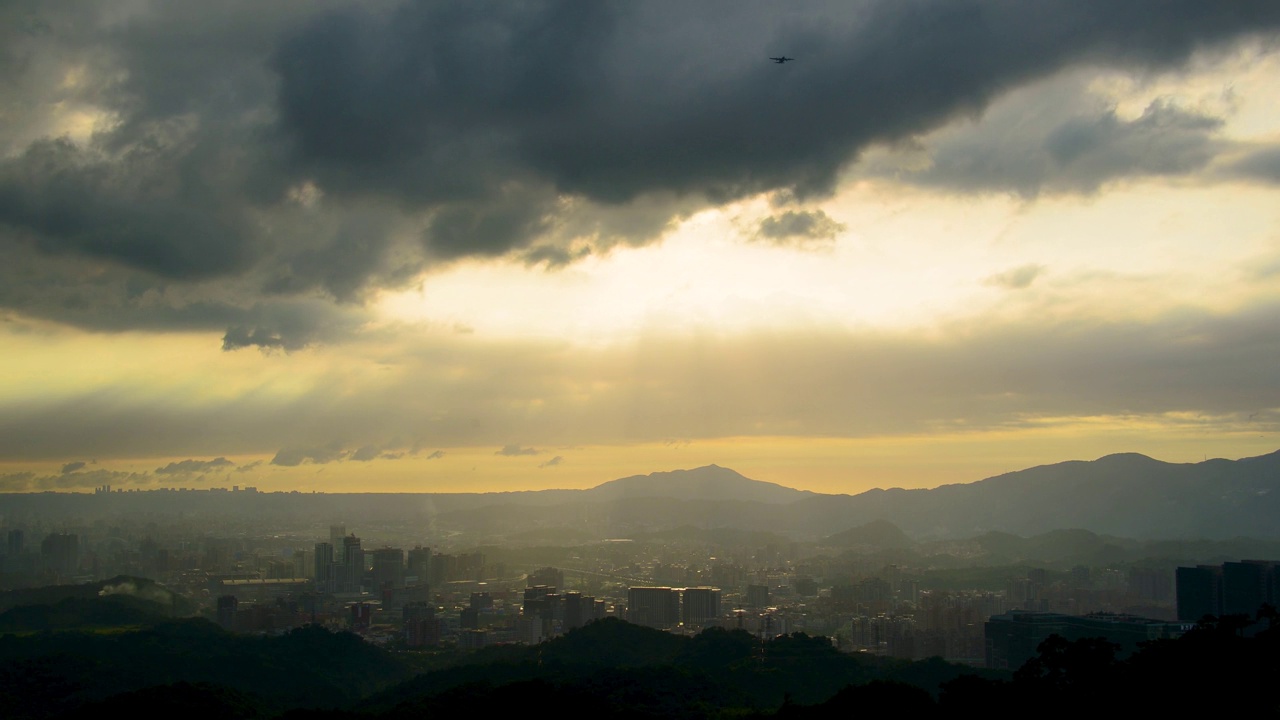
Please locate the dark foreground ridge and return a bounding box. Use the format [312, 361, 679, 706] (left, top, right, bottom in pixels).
[2, 608, 1277, 719]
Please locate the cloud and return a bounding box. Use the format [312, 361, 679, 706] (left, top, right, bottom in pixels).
[271, 443, 348, 467]
[60, 461, 86, 474]
[0, 468, 150, 492]
[539, 455, 564, 469]
[1222, 145, 1280, 184]
[154, 457, 235, 475]
[985, 264, 1047, 290]
[236, 460, 263, 473]
[755, 210, 846, 245]
[496, 445, 539, 457]
[426, 450, 446, 460]
[863, 86, 1228, 196]
[0, 1, 1276, 342]
[350, 444, 408, 462]
[3, 295, 1279, 463]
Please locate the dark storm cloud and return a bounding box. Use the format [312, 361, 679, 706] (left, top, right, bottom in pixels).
[1224, 146, 1280, 184]
[0, 137, 257, 279]
[274, 1, 1280, 207]
[155, 457, 234, 475]
[756, 210, 846, 245]
[1, 0, 1279, 342]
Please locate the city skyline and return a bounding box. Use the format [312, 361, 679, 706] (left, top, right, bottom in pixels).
[2, 2, 1279, 494]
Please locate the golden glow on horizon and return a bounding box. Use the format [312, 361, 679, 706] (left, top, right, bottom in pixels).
[7, 420, 1274, 496]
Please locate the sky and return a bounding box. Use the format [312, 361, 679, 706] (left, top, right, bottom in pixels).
[1, 0, 1279, 495]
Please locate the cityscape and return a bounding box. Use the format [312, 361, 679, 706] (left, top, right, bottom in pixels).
[3, 0, 1280, 716]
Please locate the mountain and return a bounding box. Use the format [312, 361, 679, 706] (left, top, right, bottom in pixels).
[587, 465, 814, 504]
[785, 449, 1280, 540]
[4, 451, 1278, 542]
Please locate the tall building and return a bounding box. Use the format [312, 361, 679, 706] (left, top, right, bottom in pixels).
[314, 542, 335, 593]
[1176, 565, 1222, 622]
[628, 587, 680, 629]
[6, 529, 23, 556]
[40, 532, 78, 577]
[1176, 560, 1280, 622]
[407, 546, 430, 585]
[341, 534, 363, 592]
[528, 566, 564, 591]
[746, 584, 770, 609]
[682, 587, 722, 627]
[371, 547, 405, 590]
[1222, 561, 1277, 617]
[329, 524, 346, 563]
[404, 602, 440, 647]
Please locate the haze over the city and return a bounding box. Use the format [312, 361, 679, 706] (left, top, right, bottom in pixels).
[2, 1, 1279, 494]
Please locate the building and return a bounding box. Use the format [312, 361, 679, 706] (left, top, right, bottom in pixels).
[985, 610, 1190, 670]
[528, 566, 564, 591]
[1176, 560, 1278, 622]
[40, 532, 78, 578]
[681, 587, 722, 627]
[314, 542, 335, 593]
[341, 534, 363, 593]
[1176, 565, 1222, 622]
[746, 584, 770, 609]
[329, 525, 346, 563]
[371, 547, 405, 591]
[628, 587, 680, 629]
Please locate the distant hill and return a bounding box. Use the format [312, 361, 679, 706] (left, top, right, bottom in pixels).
[822, 520, 916, 549]
[788, 450, 1280, 540]
[0, 576, 191, 615]
[3, 450, 1278, 542]
[587, 465, 814, 504]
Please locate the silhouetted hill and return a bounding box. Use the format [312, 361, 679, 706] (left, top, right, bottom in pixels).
[787, 450, 1280, 539]
[0, 620, 410, 719]
[5, 451, 1279, 542]
[589, 465, 814, 504]
[0, 576, 191, 616]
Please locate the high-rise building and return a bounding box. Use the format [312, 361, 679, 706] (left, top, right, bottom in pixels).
[1176, 560, 1280, 623]
[314, 542, 335, 593]
[628, 587, 680, 629]
[371, 547, 405, 590]
[407, 546, 430, 585]
[528, 566, 564, 591]
[341, 534, 363, 592]
[330, 524, 346, 563]
[1222, 561, 1277, 617]
[40, 532, 78, 577]
[682, 587, 722, 627]
[1176, 565, 1222, 622]
[6, 529, 23, 556]
[746, 584, 770, 609]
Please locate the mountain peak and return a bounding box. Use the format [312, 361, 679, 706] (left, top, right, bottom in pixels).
[589, 465, 810, 504]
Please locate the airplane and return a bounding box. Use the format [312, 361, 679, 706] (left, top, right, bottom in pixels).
[770, 56, 794, 63]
